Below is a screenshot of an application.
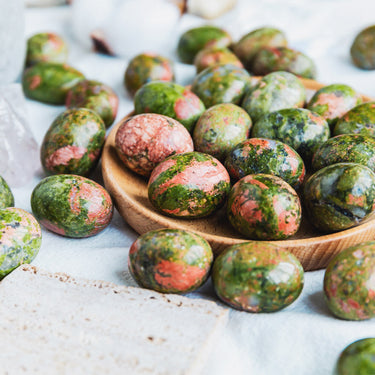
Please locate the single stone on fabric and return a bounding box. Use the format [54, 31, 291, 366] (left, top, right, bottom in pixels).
[128, 228, 213, 294]
[324, 241, 375, 321]
[336, 338, 375, 374]
[212, 241, 304, 313]
[31, 174, 113, 238]
[0, 84, 39, 187]
[0, 207, 42, 279]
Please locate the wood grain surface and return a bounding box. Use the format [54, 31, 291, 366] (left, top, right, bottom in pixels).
[102, 78, 375, 271]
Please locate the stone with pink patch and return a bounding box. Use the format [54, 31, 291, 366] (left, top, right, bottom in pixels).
[115, 113, 194, 177]
[134, 81, 205, 133]
[304, 163, 375, 233]
[148, 151, 230, 218]
[227, 174, 301, 240]
[41, 108, 106, 177]
[31, 174, 113, 238]
[0, 207, 42, 279]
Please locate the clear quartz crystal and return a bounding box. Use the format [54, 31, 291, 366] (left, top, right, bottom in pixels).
[0, 84, 39, 187]
[0, 0, 25, 83]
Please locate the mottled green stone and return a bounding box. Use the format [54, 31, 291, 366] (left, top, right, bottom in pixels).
[312, 134, 375, 172]
[177, 25, 232, 64]
[128, 229, 213, 294]
[194, 47, 243, 73]
[66, 79, 119, 128]
[252, 46, 317, 79]
[148, 152, 230, 218]
[26, 32, 68, 66]
[351, 26, 375, 70]
[0, 207, 42, 279]
[227, 174, 301, 240]
[233, 27, 288, 71]
[241, 71, 306, 123]
[31, 174, 113, 238]
[191, 64, 251, 108]
[193, 103, 251, 161]
[334, 102, 375, 137]
[307, 84, 363, 127]
[40, 108, 106, 176]
[324, 241, 375, 320]
[0, 176, 14, 209]
[124, 53, 175, 96]
[22, 62, 85, 104]
[303, 163, 375, 233]
[134, 81, 205, 133]
[252, 108, 330, 164]
[225, 138, 305, 188]
[336, 338, 375, 374]
[212, 242, 304, 312]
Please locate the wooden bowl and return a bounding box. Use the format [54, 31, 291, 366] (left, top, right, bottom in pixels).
[102, 78, 375, 271]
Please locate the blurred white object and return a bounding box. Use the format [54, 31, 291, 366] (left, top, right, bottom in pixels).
[25, 0, 67, 6]
[71, 0, 181, 58]
[0, 85, 39, 187]
[0, 0, 25, 83]
[187, 0, 237, 19]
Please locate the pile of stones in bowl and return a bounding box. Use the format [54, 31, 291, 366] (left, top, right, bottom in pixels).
[0, 23, 374, 345]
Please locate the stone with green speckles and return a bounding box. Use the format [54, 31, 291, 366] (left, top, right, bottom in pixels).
[128, 228, 213, 294]
[303, 163, 375, 233]
[312, 134, 375, 172]
[124, 53, 175, 96]
[252, 46, 317, 79]
[336, 338, 375, 374]
[115, 113, 194, 177]
[227, 174, 301, 240]
[194, 47, 243, 73]
[225, 138, 305, 189]
[324, 241, 375, 320]
[233, 27, 288, 71]
[252, 108, 330, 164]
[212, 241, 304, 312]
[333, 102, 375, 137]
[191, 64, 251, 108]
[22, 62, 85, 104]
[307, 84, 363, 128]
[241, 71, 306, 123]
[193, 103, 251, 161]
[148, 152, 230, 218]
[40, 108, 106, 176]
[134, 81, 205, 133]
[31, 174, 113, 238]
[0, 207, 42, 279]
[351, 26, 375, 70]
[66, 79, 119, 128]
[26, 32, 68, 67]
[0, 176, 14, 209]
[177, 25, 232, 64]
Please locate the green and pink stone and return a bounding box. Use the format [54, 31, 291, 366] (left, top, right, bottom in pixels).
[31, 174, 113, 238]
[148, 152, 230, 218]
[128, 228, 213, 294]
[0, 207, 42, 279]
[40, 108, 106, 176]
[324, 241, 375, 321]
[227, 174, 302, 240]
[66, 79, 119, 128]
[193, 103, 252, 162]
[124, 53, 175, 96]
[115, 113, 194, 177]
[212, 242, 304, 313]
[225, 138, 305, 189]
[134, 81, 205, 133]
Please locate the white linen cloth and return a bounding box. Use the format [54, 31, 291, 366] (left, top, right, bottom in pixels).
[14, 1, 375, 374]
